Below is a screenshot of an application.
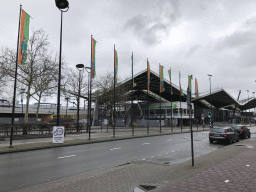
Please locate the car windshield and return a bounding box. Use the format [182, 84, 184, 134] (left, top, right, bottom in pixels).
[211, 128, 226, 133]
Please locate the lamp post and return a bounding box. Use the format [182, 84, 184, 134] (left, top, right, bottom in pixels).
[21, 88, 25, 118]
[76, 64, 84, 132]
[85, 67, 91, 138]
[55, 0, 69, 126]
[246, 90, 250, 112]
[246, 90, 250, 122]
[65, 97, 69, 118]
[253, 92, 255, 114]
[207, 74, 213, 128]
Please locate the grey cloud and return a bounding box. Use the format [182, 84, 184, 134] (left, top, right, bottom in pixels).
[215, 31, 256, 51]
[186, 44, 202, 58]
[124, 0, 180, 45]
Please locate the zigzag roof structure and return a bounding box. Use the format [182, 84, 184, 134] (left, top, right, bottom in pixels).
[117, 69, 256, 111]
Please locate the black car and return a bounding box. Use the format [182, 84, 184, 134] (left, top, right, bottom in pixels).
[209, 127, 239, 144]
[231, 125, 251, 139]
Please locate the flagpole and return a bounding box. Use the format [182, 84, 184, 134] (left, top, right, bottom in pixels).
[89, 35, 93, 139]
[113, 44, 116, 138]
[10, 5, 22, 148]
[170, 68, 173, 132]
[159, 64, 162, 133]
[147, 58, 149, 135]
[131, 52, 134, 136]
[179, 72, 182, 132]
[195, 78, 198, 130]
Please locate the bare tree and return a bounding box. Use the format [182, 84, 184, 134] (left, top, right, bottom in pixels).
[0, 29, 60, 133]
[62, 67, 89, 120]
[94, 72, 129, 126]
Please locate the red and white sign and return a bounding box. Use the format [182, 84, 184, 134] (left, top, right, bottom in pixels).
[201, 113, 204, 120]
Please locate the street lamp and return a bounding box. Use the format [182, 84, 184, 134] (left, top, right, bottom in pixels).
[85, 67, 92, 138]
[207, 74, 213, 128]
[246, 90, 250, 122]
[76, 64, 84, 132]
[65, 97, 69, 118]
[55, 0, 69, 127]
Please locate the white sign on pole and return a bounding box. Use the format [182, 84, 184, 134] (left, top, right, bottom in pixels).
[53, 126, 65, 143]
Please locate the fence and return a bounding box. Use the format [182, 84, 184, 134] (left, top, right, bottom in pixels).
[0, 122, 88, 137]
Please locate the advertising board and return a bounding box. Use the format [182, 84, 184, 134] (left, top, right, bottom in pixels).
[52, 126, 65, 143]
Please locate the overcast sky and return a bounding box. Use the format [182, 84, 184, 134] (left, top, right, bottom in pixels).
[1, 0, 256, 103]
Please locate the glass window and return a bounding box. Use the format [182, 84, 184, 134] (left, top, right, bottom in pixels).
[156, 109, 160, 114]
[211, 128, 225, 133]
[150, 109, 155, 115]
[167, 109, 172, 116]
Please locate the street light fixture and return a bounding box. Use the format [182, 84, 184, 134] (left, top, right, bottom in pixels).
[55, 0, 69, 127]
[207, 74, 213, 128]
[55, 0, 69, 9]
[76, 64, 84, 132]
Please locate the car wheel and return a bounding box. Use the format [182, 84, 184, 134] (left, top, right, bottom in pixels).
[248, 133, 251, 138]
[236, 137, 239, 142]
[209, 139, 213, 143]
[229, 138, 233, 144]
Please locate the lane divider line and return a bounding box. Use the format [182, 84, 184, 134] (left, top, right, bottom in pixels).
[110, 147, 121, 151]
[58, 155, 76, 159]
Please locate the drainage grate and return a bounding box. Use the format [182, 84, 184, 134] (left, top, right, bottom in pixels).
[163, 162, 170, 165]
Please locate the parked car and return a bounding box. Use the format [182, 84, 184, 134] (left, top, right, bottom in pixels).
[231, 125, 251, 139]
[209, 127, 239, 144]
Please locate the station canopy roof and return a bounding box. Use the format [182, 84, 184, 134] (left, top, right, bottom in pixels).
[116, 69, 256, 111]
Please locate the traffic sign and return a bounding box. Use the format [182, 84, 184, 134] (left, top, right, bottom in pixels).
[201, 113, 204, 118]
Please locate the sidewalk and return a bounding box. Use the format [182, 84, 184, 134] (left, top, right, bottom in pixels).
[12, 134, 256, 192]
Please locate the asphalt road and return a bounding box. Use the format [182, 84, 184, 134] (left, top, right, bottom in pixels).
[0, 130, 250, 191]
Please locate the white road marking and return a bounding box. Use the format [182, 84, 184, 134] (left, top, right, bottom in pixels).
[110, 147, 121, 150]
[143, 143, 150, 145]
[224, 180, 229, 183]
[246, 165, 250, 167]
[166, 139, 172, 141]
[172, 151, 176, 152]
[58, 155, 76, 159]
[184, 137, 189, 139]
[142, 159, 146, 161]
